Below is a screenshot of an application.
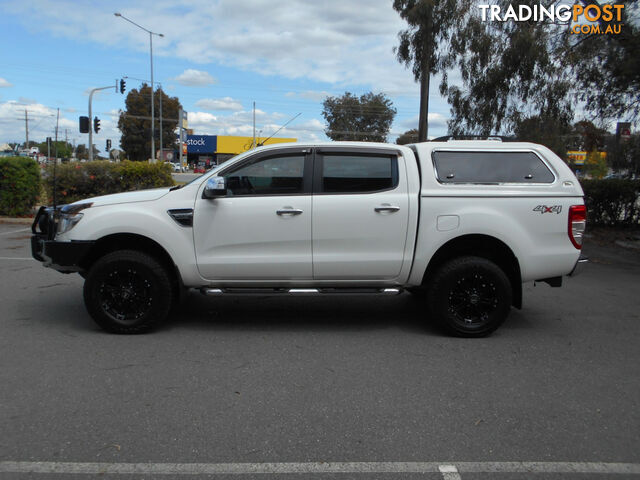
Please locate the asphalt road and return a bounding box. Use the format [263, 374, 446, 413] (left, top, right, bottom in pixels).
[1, 222, 639, 479]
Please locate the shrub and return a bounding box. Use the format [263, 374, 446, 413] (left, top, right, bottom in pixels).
[0, 156, 41, 216]
[581, 179, 640, 226]
[43, 161, 174, 205]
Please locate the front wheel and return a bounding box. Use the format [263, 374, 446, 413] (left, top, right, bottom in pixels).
[427, 256, 512, 337]
[83, 250, 173, 334]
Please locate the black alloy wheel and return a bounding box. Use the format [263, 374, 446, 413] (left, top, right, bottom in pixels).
[83, 250, 173, 333]
[428, 256, 512, 337]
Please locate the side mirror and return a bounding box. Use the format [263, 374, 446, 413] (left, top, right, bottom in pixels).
[203, 176, 227, 199]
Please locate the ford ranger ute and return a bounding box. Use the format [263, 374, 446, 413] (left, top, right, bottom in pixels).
[31, 139, 587, 336]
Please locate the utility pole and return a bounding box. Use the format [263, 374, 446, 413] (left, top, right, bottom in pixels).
[252, 101, 256, 148]
[88, 85, 113, 161]
[159, 83, 163, 161]
[54, 108, 60, 161]
[24, 109, 29, 150]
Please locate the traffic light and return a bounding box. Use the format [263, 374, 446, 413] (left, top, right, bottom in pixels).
[106, 139, 112, 151]
[79, 116, 90, 133]
[93, 117, 101, 134]
[119, 79, 126, 94]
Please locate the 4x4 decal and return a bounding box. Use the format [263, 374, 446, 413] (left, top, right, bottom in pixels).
[533, 205, 562, 214]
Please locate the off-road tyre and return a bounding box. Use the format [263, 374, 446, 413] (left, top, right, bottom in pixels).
[427, 256, 512, 337]
[83, 250, 173, 334]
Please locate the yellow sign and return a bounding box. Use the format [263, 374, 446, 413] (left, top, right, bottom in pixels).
[567, 151, 607, 166]
[216, 136, 297, 155]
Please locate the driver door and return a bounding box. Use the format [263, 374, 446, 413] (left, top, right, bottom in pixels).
[193, 148, 313, 281]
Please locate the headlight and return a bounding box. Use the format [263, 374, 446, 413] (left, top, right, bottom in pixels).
[57, 213, 84, 234]
[56, 202, 93, 234]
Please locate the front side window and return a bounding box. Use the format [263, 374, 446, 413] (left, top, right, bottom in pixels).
[433, 151, 555, 184]
[223, 154, 306, 196]
[321, 154, 398, 193]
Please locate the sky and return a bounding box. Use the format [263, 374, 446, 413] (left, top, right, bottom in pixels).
[0, 0, 453, 155]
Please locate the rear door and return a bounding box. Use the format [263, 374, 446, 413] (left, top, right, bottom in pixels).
[312, 147, 410, 280]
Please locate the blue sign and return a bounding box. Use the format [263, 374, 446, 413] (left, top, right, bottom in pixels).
[186, 135, 217, 154]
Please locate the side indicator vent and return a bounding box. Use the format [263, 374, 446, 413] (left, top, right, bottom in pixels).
[168, 209, 194, 227]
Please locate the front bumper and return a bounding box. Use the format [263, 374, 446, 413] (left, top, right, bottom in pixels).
[31, 206, 94, 272]
[31, 235, 95, 272]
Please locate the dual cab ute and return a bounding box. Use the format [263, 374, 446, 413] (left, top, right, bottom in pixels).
[31, 139, 586, 336]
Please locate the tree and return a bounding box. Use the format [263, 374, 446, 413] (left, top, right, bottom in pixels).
[585, 151, 608, 179]
[514, 115, 571, 159]
[569, 121, 607, 153]
[75, 144, 99, 161]
[569, 1, 640, 122]
[118, 84, 182, 161]
[37, 141, 73, 158]
[609, 134, 640, 177]
[440, 0, 573, 135]
[396, 129, 419, 145]
[75, 144, 88, 160]
[321, 92, 396, 142]
[393, 0, 469, 141]
[437, 0, 638, 135]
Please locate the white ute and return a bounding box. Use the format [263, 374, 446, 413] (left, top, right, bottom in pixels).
[31, 139, 587, 336]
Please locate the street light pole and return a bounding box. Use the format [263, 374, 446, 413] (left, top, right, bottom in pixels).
[88, 85, 113, 162]
[149, 30, 155, 162]
[114, 12, 163, 162]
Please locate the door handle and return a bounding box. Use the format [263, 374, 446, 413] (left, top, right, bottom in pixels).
[375, 204, 400, 213]
[277, 207, 303, 216]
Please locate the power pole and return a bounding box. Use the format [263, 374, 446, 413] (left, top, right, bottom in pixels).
[159, 83, 163, 161]
[24, 109, 29, 150]
[252, 101, 256, 148]
[54, 108, 60, 161]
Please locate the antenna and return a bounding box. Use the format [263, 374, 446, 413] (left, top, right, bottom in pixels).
[258, 113, 301, 146]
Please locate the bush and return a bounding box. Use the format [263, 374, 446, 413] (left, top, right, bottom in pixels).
[43, 161, 174, 205]
[581, 179, 640, 226]
[0, 156, 41, 216]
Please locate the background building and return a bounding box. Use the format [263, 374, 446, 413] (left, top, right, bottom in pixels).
[186, 135, 297, 168]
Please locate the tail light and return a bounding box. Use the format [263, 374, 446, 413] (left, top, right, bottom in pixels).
[568, 205, 586, 249]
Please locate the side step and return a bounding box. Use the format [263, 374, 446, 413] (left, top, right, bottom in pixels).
[201, 287, 403, 296]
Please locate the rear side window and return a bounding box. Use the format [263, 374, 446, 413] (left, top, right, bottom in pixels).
[321, 154, 398, 193]
[433, 151, 555, 184]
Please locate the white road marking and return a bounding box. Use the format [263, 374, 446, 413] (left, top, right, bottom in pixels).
[0, 257, 33, 260]
[439, 464, 462, 480]
[0, 227, 30, 236]
[0, 461, 639, 476]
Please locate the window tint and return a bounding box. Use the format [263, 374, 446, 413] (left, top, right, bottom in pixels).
[322, 154, 398, 193]
[224, 155, 305, 195]
[433, 151, 555, 184]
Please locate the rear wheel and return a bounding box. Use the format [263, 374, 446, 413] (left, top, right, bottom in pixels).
[427, 256, 512, 337]
[83, 250, 173, 334]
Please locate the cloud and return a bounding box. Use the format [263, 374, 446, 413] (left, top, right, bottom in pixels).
[5, 0, 418, 96]
[398, 113, 447, 131]
[186, 107, 324, 142]
[195, 97, 243, 111]
[172, 69, 216, 86]
[0, 78, 12, 88]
